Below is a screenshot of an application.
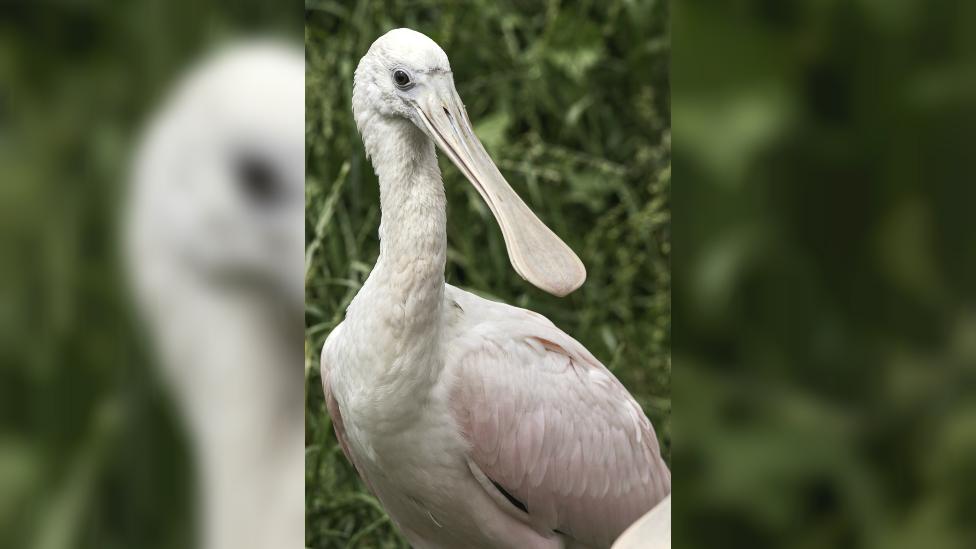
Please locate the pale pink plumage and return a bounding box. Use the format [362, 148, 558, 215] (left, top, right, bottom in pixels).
[447, 288, 670, 547]
[322, 286, 670, 548]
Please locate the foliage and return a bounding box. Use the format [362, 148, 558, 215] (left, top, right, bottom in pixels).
[304, 0, 671, 547]
[674, 1, 976, 547]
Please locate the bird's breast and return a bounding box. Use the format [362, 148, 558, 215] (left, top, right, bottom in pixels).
[343, 386, 469, 495]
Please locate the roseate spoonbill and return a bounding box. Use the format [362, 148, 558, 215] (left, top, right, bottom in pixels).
[321, 28, 670, 548]
[127, 42, 304, 549]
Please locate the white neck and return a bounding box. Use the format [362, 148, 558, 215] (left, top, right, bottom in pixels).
[339, 115, 448, 414]
[140, 281, 304, 549]
[352, 116, 447, 345]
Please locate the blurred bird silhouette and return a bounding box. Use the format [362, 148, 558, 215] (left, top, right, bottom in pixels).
[126, 41, 304, 549]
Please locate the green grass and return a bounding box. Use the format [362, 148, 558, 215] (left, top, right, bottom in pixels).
[304, 1, 671, 547]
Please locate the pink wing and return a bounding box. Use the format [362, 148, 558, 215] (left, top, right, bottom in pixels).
[447, 290, 671, 548]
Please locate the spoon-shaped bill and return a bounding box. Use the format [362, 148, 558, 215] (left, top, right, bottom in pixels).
[413, 82, 586, 297]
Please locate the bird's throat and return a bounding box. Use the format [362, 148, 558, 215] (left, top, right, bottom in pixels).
[359, 116, 448, 343]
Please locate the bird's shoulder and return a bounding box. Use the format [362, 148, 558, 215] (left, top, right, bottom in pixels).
[441, 284, 598, 370]
[442, 285, 646, 412]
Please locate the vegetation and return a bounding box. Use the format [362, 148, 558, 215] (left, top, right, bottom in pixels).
[304, 1, 671, 547]
[674, 1, 976, 547]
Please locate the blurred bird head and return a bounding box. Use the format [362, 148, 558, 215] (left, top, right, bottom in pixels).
[128, 41, 304, 312]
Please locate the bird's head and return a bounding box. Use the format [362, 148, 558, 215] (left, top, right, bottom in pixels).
[128, 42, 305, 313]
[353, 28, 586, 297]
[352, 28, 451, 126]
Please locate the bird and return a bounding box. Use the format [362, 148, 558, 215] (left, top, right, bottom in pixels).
[611, 495, 671, 549]
[320, 28, 670, 549]
[126, 42, 304, 549]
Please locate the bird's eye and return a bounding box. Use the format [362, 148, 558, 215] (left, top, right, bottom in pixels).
[235, 153, 280, 205]
[392, 69, 411, 88]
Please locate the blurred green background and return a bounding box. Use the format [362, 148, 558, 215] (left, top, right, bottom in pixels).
[11, 0, 974, 548]
[0, 2, 299, 548]
[674, 0, 976, 547]
[304, 1, 670, 547]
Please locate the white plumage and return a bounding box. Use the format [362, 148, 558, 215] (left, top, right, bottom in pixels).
[612, 495, 671, 549]
[320, 29, 670, 548]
